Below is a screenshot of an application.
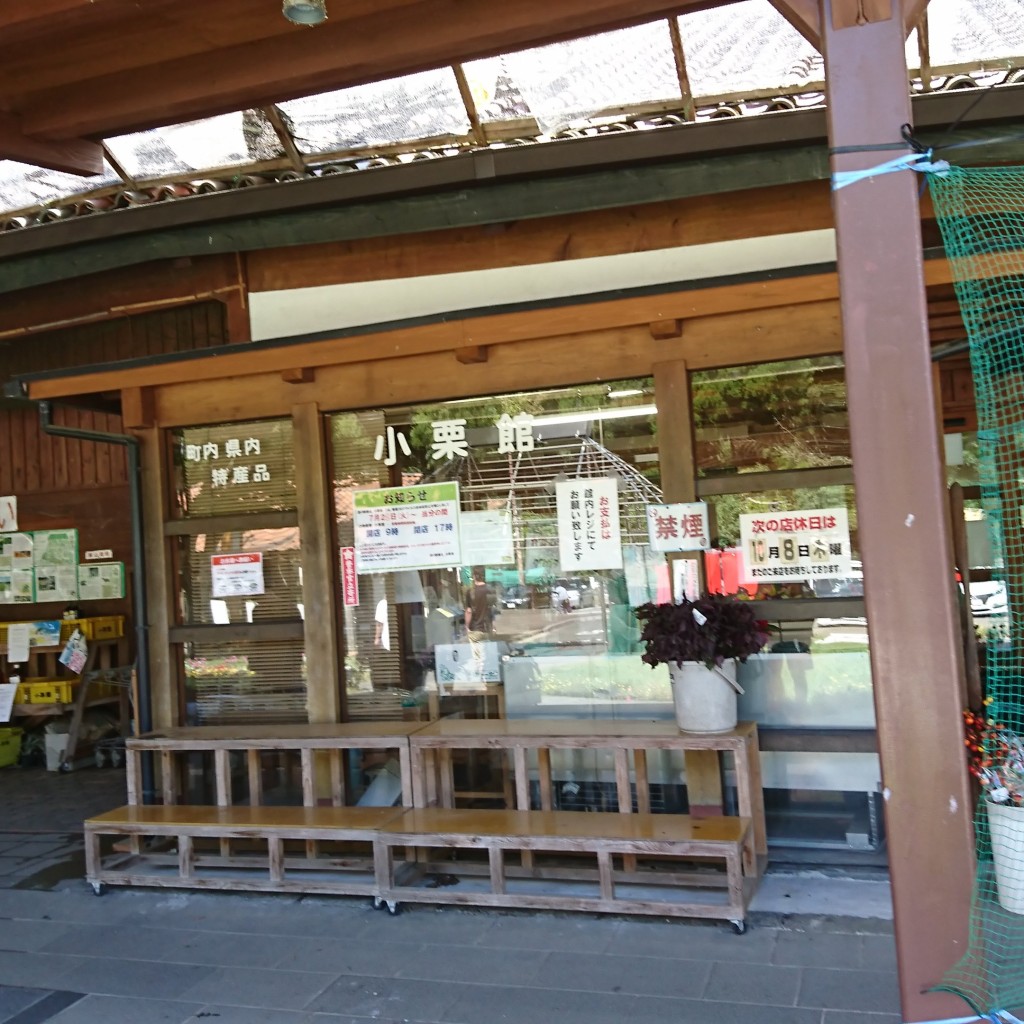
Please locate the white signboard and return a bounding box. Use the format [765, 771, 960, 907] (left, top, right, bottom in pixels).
[0, 684, 16, 722]
[461, 511, 515, 566]
[0, 496, 16, 533]
[6, 623, 30, 664]
[210, 552, 265, 597]
[646, 502, 710, 552]
[739, 507, 853, 584]
[556, 478, 623, 572]
[435, 642, 503, 687]
[353, 483, 462, 573]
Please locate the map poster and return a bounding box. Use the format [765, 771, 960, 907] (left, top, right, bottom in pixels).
[353, 483, 462, 573]
[33, 530, 78, 567]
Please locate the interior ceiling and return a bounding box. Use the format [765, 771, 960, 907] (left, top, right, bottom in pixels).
[0, 0, 742, 176]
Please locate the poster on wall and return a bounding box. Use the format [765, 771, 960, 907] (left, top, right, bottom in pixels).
[77, 562, 125, 601]
[353, 483, 462, 573]
[9, 534, 33, 567]
[738, 507, 853, 584]
[0, 571, 10, 604]
[210, 553, 265, 598]
[33, 530, 78, 567]
[34, 566, 78, 603]
[556, 477, 623, 572]
[460, 511, 515, 566]
[646, 502, 710, 553]
[10, 569, 33, 604]
[0, 496, 16, 533]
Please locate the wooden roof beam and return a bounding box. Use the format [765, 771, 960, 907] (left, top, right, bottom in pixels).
[27, 0, 716, 139]
[767, 1, 820, 49]
[0, 0, 110, 31]
[903, 0, 932, 37]
[0, 113, 103, 176]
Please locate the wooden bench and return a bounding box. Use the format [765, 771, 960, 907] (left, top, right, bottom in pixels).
[85, 804, 403, 897]
[373, 807, 753, 930]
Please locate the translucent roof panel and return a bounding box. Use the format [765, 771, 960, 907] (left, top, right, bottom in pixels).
[105, 112, 284, 179]
[678, 0, 822, 98]
[475, 23, 681, 135]
[925, 0, 1024, 68]
[280, 69, 470, 155]
[0, 159, 122, 215]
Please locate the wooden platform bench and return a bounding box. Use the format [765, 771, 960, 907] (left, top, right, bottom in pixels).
[373, 807, 754, 931]
[84, 804, 404, 897]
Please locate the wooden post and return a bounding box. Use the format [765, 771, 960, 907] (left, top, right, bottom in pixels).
[293, 402, 340, 806]
[654, 359, 722, 815]
[820, 1, 975, 1018]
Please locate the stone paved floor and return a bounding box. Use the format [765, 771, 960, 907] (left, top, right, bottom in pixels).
[0, 764, 915, 1024]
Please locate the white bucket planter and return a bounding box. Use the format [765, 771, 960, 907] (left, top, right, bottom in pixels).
[988, 799, 1024, 914]
[668, 661, 739, 733]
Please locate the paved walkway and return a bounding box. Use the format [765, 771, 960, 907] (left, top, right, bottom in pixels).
[0, 765, 906, 1024]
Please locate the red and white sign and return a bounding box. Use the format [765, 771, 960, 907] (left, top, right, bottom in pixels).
[340, 547, 359, 607]
[210, 552, 265, 598]
[739, 507, 852, 584]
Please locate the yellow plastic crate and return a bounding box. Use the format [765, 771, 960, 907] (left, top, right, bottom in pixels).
[0, 728, 22, 768]
[15, 679, 75, 705]
[60, 616, 125, 643]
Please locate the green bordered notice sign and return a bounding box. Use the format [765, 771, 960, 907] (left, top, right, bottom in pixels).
[353, 482, 462, 573]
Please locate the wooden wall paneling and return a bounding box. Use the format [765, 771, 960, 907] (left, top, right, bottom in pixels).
[292, 401, 341, 728]
[23, 408, 41, 492]
[245, 181, 835, 292]
[136, 426, 176, 730]
[94, 413, 113, 484]
[78, 410, 97, 484]
[0, 411, 10, 492]
[9, 411, 25, 492]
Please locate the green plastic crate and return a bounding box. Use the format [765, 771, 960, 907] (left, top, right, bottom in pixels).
[0, 727, 22, 769]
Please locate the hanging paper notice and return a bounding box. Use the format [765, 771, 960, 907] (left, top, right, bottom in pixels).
[353, 483, 462, 573]
[211, 553, 265, 598]
[59, 629, 88, 674]
[0, 496, 16, 533]
[10, 570, 34, 604]
[646, 502, 710, 552]
[340, 547, 359, 607]
[556, 477, 623, 572]
[77, 563, 125, 601]
[6, 623, 30, 664]
[0, 683, 16, 722]
[739, 507, 853, 584]
[460, 511, 514, 566]
[673, 558, 701, 602]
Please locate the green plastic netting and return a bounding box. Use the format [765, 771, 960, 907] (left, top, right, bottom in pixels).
[928, 164, 1024, 1021]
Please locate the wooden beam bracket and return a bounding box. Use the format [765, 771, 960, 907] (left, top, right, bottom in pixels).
[0, 113, 103, 177]
[281, 367, 315, 384]
[455, 345, 489, 364]
[649, 318, 683, 341]
[832, 0, 894, 30]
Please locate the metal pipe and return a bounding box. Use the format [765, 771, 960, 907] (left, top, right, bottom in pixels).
[37, 400, 156, 804]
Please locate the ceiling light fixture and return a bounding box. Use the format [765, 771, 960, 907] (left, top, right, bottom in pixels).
[282, 0, 327, 25]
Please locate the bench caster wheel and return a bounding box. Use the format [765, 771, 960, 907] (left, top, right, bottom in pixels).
[730, 919, 747, 935]
[373, 897, 400, 915]
[89, 881, 106, 897]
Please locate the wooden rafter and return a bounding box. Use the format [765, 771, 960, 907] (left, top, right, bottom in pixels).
[666, 18, 696, 123]
[21, 0, 723, 140]
[0, 113, 103, 176]
[903, 0, 932, 37]
[767, 0, 820, 49]
[263, 106, 306, 174]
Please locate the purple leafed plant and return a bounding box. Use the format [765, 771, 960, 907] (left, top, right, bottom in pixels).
[635, 596, 773, 672]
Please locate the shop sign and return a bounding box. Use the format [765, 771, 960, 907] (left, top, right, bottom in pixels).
[739, 507, 853, 583]
[556, 478, 623, 572]
[646, 502, 710, 552]
[372, 414, 536, 466]
[340, 547, 359, 607]
[353, 483, 462, 573]
[210, 552, 265, 597]
[183, 436, 271, 489]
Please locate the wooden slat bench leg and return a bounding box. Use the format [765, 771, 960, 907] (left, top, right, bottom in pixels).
[84, 828, 101, 884]
[615, 750, 637, 872]
[160, 751, 177, 805]
[215, 749, 232, 859]
[301, 749, 319, 859]
[537, 749, 553, 810]
[489, 846, 505, 895]
[268, 837, 285, 883]
[329, 750, 344, 807]
[725, 844, 744, 922]
[597, 849, 615, 902]
[374, 836, 394, 896]
[247, 750, 263, 806]
[178, 834, 194, 882]
[513, 747, 534, 870]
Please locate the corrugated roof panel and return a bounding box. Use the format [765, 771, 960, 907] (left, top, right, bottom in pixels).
[0, 159, 121, 216]
[679, 0, 821, 98]
[279, 69, 470, 155]
[105, 112, 284, 179]
[494, 22, 680, 135]
[926, 0, 1024, 68]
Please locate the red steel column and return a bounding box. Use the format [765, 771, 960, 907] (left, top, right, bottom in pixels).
[820, 2, 975, 1021]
